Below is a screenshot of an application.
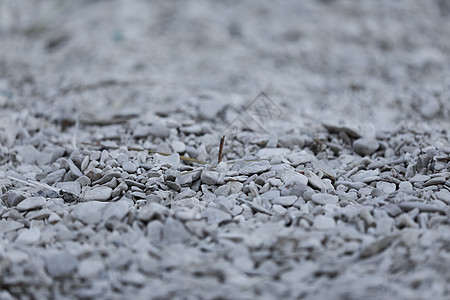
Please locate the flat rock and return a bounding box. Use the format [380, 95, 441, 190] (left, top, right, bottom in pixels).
[203, 207, 232, 224]
[67, 159, 84, 178]
[72, 201, 106, 225]
[282, 172, 308, 186]
[201, 170, 220, 185]
[287, 151, 316, 166]
[78, 258, 104, 278]
[435, 190, 450, 204]
[122, 161, 138, 173]
[376, 181, 397, 194]
[15, 228, 41, 245]
[149, 123, 170, 138]
[45, 169, 66, 184]
[313, 215, 336, 230]
[156, 153, 180, 169]
[103, 199, 130, 222]
[83, 187, 112, 201]
[0, 220, 25, 233]
[272, 196, 298, 207]
[353, 137, 379, 156]
[17, 196, 46, 211]
[409, 174, 431, 183]
[239, 161, 270, 175]
[6, 191, 26, 207]
[56, 181, 81, 196]
[256, 148, 290, 159]
[171, 140, 186, 153]
[45, 251, 78, 277]
[311, 193, 339, 205]
[161, 218, 191, 244]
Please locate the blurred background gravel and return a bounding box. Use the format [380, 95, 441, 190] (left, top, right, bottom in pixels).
[1, 0, 449, 130]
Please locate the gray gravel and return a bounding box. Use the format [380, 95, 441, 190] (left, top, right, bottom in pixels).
[1, 0, 450, 299]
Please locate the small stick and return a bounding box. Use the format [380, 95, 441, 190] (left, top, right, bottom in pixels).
[218, 135, 225, 163]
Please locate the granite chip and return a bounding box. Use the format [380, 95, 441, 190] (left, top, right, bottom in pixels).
[17, 196, 46, 212]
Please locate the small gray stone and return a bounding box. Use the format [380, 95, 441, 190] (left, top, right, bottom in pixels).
[272, 204, 287, 214]
[123, 271, 147, 286]
[133, 125, 152, 138]
[353, 138, 379, 156]
[72, 201, 105, 225]
[14, 145, 38, 164]
[122, 161, 137, 173]
[399, 181, 413, 191]
[311, 193, 339, 205]
[26, 208, 51, 220]
[272, 196, 298, 207]
[420, 98, 440, 118]
[176, 173, 193, 186]
[286, 151, 315, 166]
[138, 203, 169, 222]
[6, 191, 26, 207]
[398, 201, 445, 213]
[425, 177, 446, 186]
[45, 169, 66, 184]
[203, 207, 232, 224]
[261, 190, 280, 202]
[56, 181, 81, 196]
[0, 220, 24, 233]
[84, 167, 103, 181]
[305, 171, 331, 192]
[15, 228, 41, 245]
[162, 218, 191, 244]
[283, 173, 308, 186]
[83, 187, 112, 201]
[67, 159, 84, 178]
[360, 235, 397, 258]
[256, 148, 290, 160]
[313, 215, 336, 230]
[157, 153, 180, 169]
[78, 258, 104, 278]
[382, 204, 403, 217]
[409, 174, 431, 183]
[435, 190, 450, 204]
[396, 213, 419, 228]
[103, 199, 130, 222]
[171, 141, 186, 153]
[149, 123, 170, 138]
[376, 181, 396, 194]
[239, 161, 270, 175]
[45, 251, 77, 277]
[17, 197, 46, 211]
[146, 220, 163, 242]
[201, 170, 220, 185]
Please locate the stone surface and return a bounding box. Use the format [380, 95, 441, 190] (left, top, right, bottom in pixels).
[1, 1, 450, 299]
[353, 138, 379, 156]
[15, 228, 41, 245]
[45, 251, 78, 277]
[17, 197, 46, 212]
[272, 196, 298, 207]
[56, 181, 82, 196]
[311, 193, 339, 205]
[313, 215, 336, 230]
[83, 187, 113, 201]
[72, 201, 106, 225]
[122, 161, 138, 173]
[201, 170, 220, 185]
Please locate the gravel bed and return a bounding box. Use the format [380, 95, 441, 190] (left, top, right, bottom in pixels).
[1, 1, 450, 299]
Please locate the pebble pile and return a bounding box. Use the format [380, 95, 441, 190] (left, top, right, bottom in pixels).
[1, 103, 449, 299]
[1, 0, 450, 299]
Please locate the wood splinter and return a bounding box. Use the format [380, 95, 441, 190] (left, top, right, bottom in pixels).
[218, 135, 225, 164]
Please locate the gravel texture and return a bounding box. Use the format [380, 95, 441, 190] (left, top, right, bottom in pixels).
[1, 1, 450, 299]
